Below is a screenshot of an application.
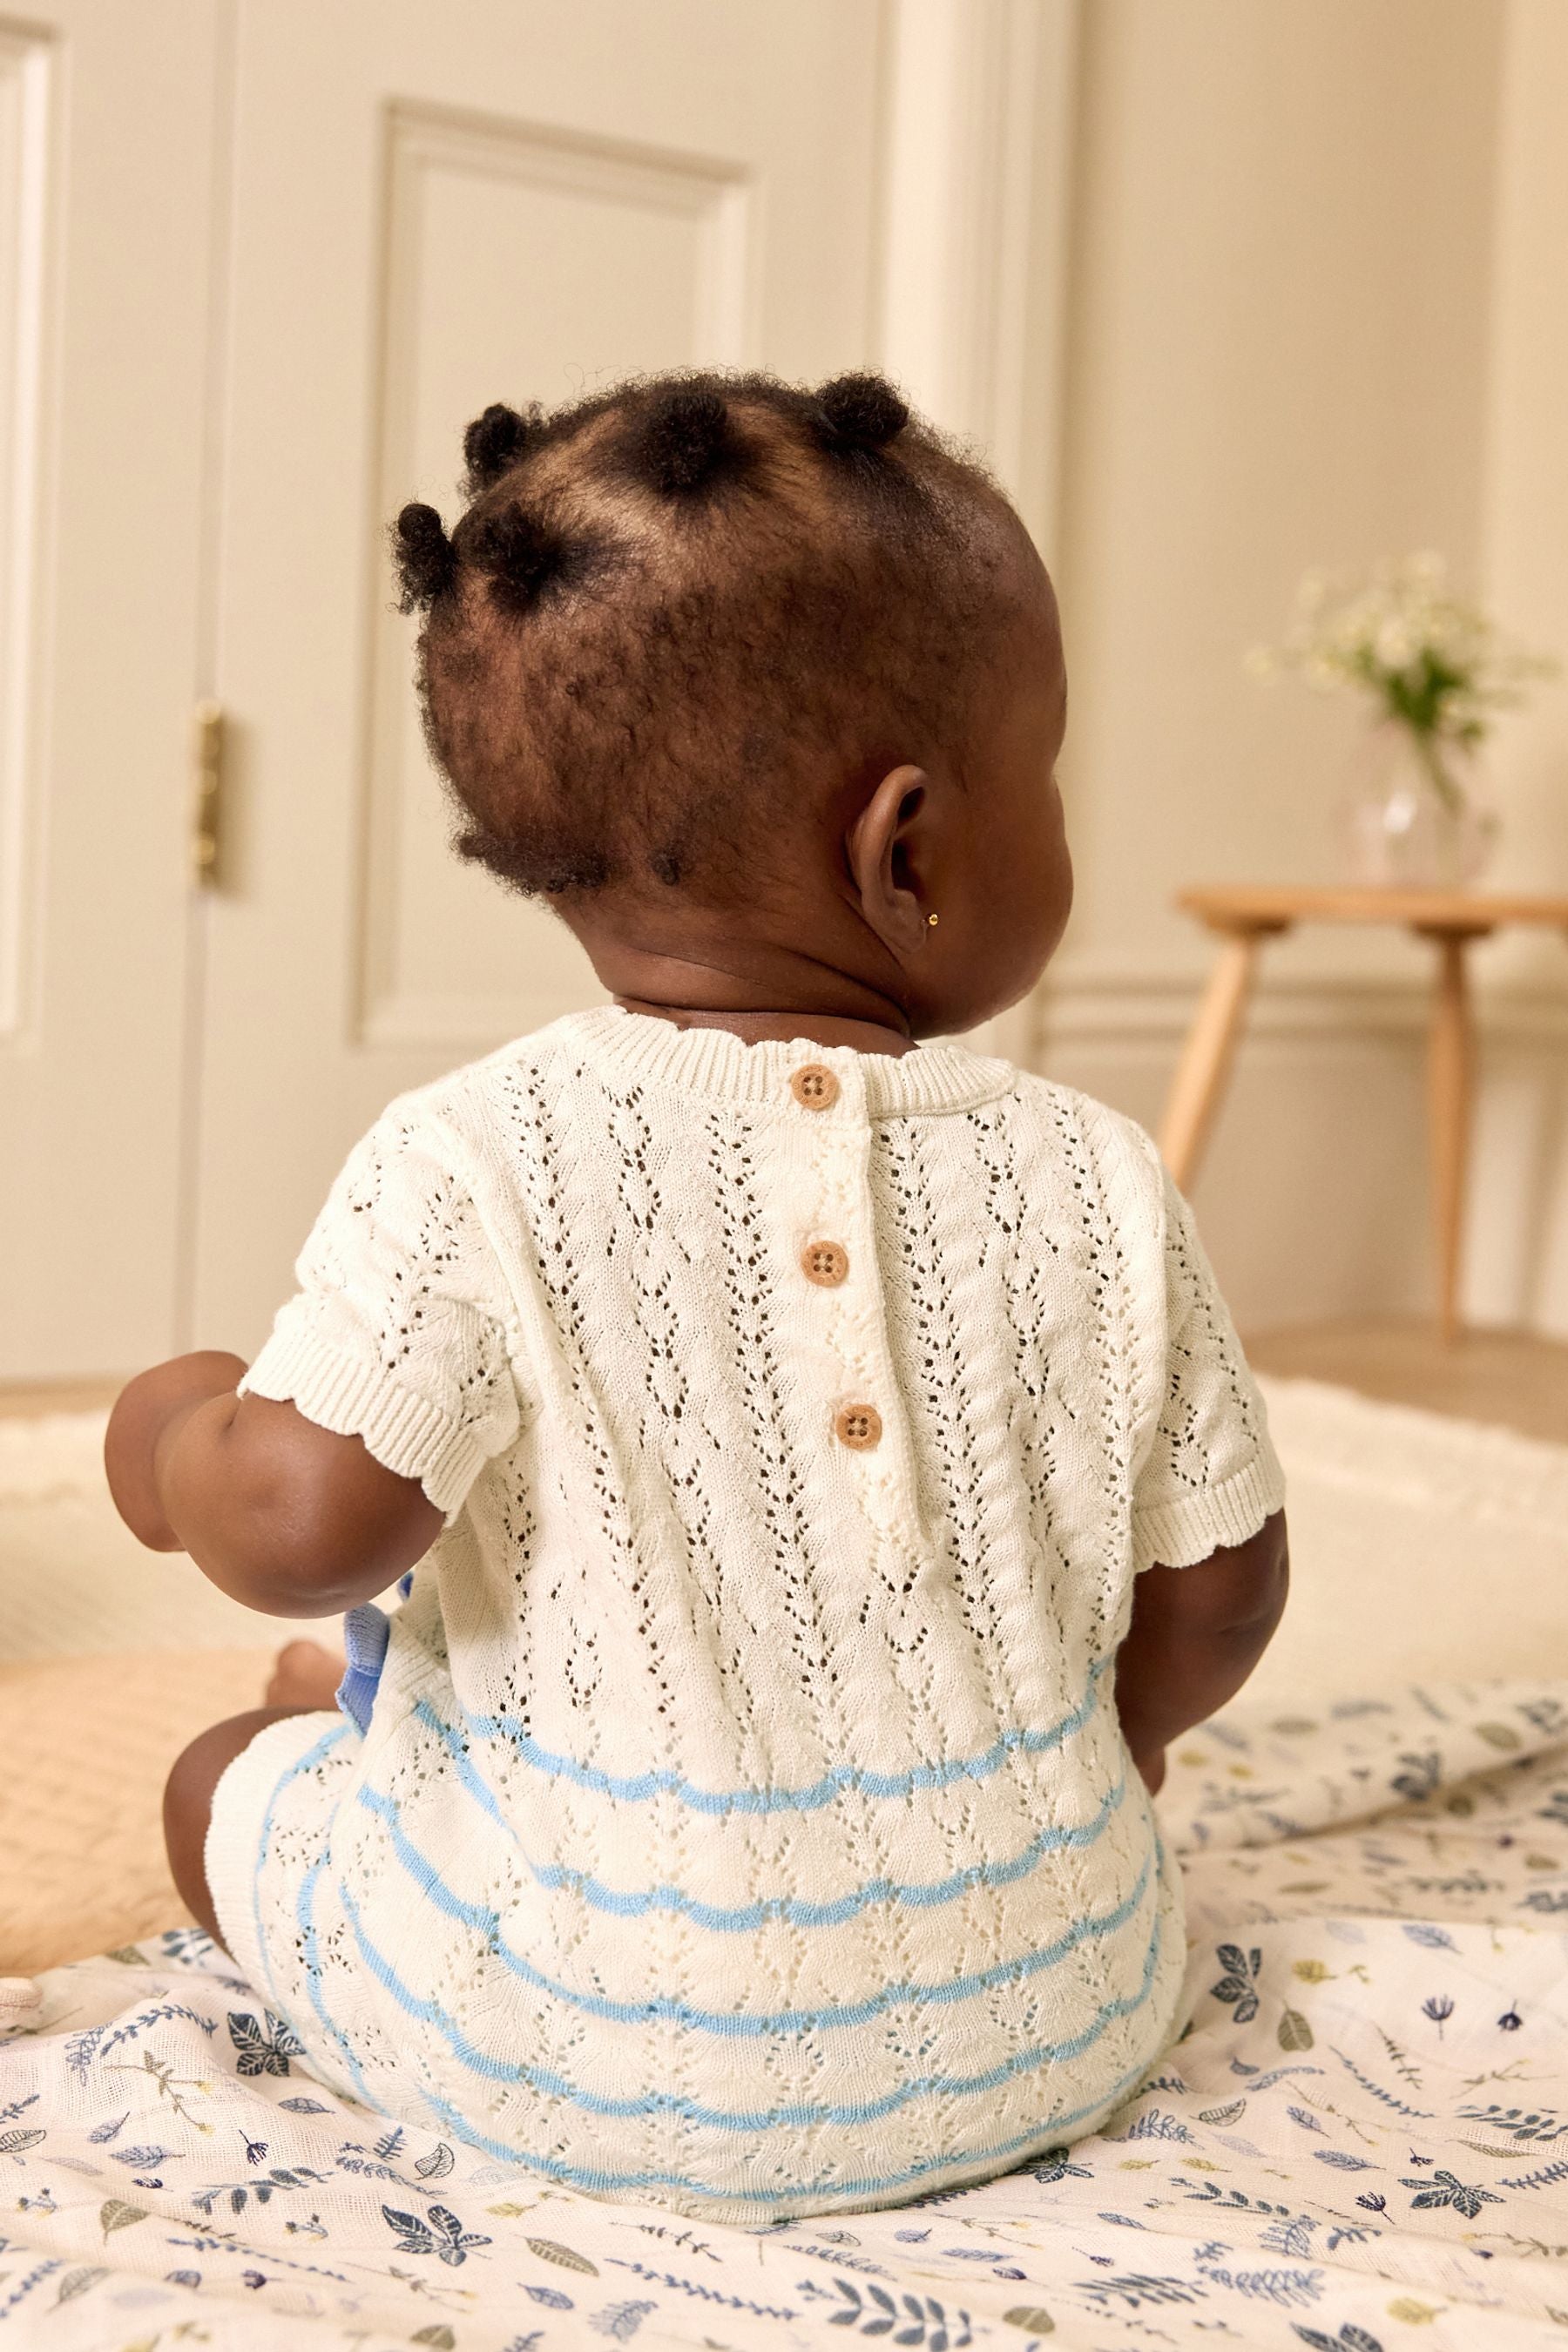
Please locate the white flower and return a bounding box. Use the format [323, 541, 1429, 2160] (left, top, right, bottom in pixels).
[1244, 552, 1557, 745]
[1374, 619, 1414, 669]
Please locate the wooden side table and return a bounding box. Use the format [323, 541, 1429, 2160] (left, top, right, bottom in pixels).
[1159, 886, 1568, 1341]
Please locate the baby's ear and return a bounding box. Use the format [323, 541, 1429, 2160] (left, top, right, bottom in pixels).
[845, 763, 934, 961]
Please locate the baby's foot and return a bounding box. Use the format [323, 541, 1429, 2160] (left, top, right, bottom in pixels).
[266, 1639, 344, 1711]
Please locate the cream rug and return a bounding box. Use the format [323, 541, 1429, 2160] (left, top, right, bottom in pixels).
[0, 1409, 278, 1657]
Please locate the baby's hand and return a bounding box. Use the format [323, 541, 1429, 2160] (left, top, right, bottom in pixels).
[1114, 1515, 1288, 1769]
[105, 1352, 248, 1551]
[106, 1352, 441, 1618]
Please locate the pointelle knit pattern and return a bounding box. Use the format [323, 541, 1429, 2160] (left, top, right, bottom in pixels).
[207, 1007, 1284, 2221]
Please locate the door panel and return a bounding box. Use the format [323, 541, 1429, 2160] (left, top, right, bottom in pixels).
[193, 0, 887, 1348]
[361, 102, 749, 1052]
[0, 2, 217, 1378]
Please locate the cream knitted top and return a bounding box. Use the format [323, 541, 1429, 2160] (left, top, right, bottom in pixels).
[211, 1006, 1284, 2222]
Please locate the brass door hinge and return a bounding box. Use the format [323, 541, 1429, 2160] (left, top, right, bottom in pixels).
[191, 699, 225, 886]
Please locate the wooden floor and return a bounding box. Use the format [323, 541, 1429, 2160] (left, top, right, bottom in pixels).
[3, 1321, 1568, 1443]
[1245, 1317, 1568, 1445]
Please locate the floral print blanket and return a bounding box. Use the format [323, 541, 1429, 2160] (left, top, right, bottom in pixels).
[4, 1680, 1568, 2352]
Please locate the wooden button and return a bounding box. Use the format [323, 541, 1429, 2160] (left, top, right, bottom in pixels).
[835, 1402, 882, 1450]
[801, 1240, 849, 1288]
[790, 1063, 840, 1110]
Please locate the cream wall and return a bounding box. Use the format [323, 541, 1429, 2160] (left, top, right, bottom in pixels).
[1033, 0, 1568, 1336]
[1475, 0, 1568, 1334]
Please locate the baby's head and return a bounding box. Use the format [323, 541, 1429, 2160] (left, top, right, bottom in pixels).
[395, 369, 1070, 1038]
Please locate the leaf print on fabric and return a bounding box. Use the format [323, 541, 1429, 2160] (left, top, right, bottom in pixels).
[1119, 2109, 1193, 2143]
[1401, 1924, 1456, 1952]
[1211, 1943, 1262, 2024]
[0, 2127, 46, 2160]
[382, 2203, 493, 2266]
[1293, 2326, 1385, 2352]
[226, 2010, 305, 2077]
[1420, 1996, 1455, 2037]
[1399, 2167, 1503, 2219]
[1020, 2146, 1093, 2184]
[99, 2003, 219, 2059]
[99, 2199, 147, 2238]
[799, 2275, 974, 2349]
[109, 2141, 175, 2170]
[1278, 2009, 1315, 2051]
[1194, 2262, 1324, 2308]
[1002, 2308, 1056, 2334]
[590, 2300, 657, 2341]
[1390, 1754, 1441, 1803]
[416, 2141, 456, 2179]
[1078, 2273, 1202, 2310]
[524, 2283, 575, 2309]
[1456, 2103, 1567, 2143]
[1499, 2158, 1568, 2191]
[192, 2166, 330, 2216]
[52, 2267, 108, 2308]
[278, 2096, 329, 2113]
[526, 2236, 599, 2274]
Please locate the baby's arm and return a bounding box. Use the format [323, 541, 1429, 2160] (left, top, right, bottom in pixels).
[1113, 1510, 1288, 1794]
[105, 1350, 442, 1618]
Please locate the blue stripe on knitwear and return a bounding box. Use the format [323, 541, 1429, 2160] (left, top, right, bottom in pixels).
[329, 2030, 1165, 2212]
[296, 1844, 377, 2110]
[251, 1723, 347, 2020]
[335, 1874, 1162, 2133]
[354, 1767, 1128, 1932]
[338, 1800, 1155, 2036]
[405, 2044, 1160, 2206]
[416, 1652, 1110, 1815]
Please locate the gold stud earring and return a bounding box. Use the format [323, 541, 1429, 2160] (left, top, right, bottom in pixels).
[927, 912, 939, 928]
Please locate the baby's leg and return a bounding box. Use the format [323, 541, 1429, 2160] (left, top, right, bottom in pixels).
[265, 1640, 345, 1709]
[164, 1707, 312, 1950]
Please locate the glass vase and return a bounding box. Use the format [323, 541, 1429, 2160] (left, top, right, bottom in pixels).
[1341, 721, 1497, 890]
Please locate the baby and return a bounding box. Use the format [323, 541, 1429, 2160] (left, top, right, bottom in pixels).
[105, 370, 1288, 2223]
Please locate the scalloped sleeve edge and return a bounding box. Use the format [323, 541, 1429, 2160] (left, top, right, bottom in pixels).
[1131, 1449, 1287, 1573]
[240, 1318, 490, 1521]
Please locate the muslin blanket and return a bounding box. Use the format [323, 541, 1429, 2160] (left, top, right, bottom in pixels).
[3, 1678, 1566, 2349]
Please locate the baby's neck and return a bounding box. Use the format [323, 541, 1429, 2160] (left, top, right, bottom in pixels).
[613, 997, 916, 1058]
[568, 904, 921, 1058]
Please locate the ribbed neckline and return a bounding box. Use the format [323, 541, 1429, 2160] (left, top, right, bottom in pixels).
[556, 1005, 1017, 1118]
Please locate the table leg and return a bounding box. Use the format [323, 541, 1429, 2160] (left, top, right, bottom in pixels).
[1159, 932, 1265, 1190]
[1426, 933, 1473, 1344]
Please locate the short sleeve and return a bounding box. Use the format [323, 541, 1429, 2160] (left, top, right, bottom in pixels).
[239, 1105, 520, 1518]
[1130, 1164, 1285, 1571]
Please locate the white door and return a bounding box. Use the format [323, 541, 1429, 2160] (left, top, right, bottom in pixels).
[0, 1, 219, 1378]
[189, 0, 890, 1348]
